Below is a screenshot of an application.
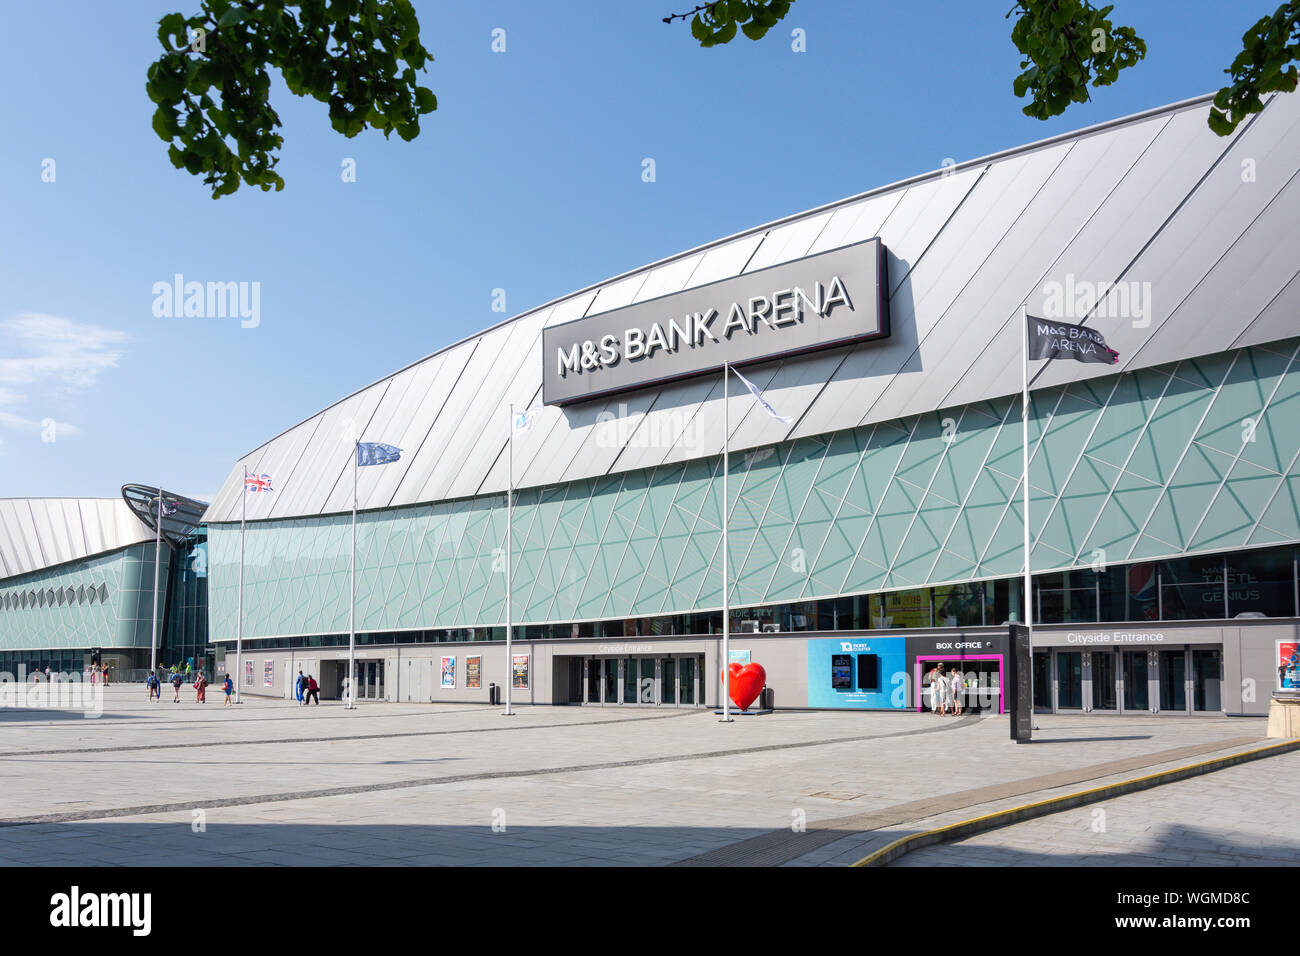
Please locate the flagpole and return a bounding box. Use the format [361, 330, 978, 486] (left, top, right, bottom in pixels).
[236, 470, 244, 705]
[721, 363, 732, 722]
[505, 403, 514, 716]
[1021, 304, 1034, 629]
[150, 487, 161, 676]
[348, 439, 357, 710]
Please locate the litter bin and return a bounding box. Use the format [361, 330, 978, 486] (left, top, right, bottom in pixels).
[489, 682, 499, 706]
[759, 686, 774, 711]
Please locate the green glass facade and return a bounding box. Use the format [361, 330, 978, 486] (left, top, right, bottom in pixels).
[0, 543, 170, 653]
[207, 338, 1300, 643]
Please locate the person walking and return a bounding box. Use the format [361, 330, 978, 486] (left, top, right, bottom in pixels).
[304, 674, 320, 706]
[927, 665, 943, 714]
[194, 671, 208, 704]
[171, 670, 183, 703]
[222, 673, 234, 706]
[146, 671, 160, 702]
[949, 667, 963, 715]
[295, 670, 305, 705]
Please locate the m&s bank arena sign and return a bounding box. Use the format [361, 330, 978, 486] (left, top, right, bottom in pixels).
[542, 238, 890, 406]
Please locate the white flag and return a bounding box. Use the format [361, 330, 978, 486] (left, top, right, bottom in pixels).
[731, 368, 793, 424]
[512, 407, 542, 435]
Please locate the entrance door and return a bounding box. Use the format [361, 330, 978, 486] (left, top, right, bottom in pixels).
[1056, 652, 1083, 709]
[567, 658, 584, 704]
[680, 657, 696, 705]
[661, 658, 676, 705]
[1159, 650, 1186, 712]
[637, 658, 656, 705]
[1192, 649, 1222, 712]
[587, 658, 602, 703]
[1122, 651, 1149, 711]
[1033, 651, 1052, 710]
[1091, 651, 1117, 710]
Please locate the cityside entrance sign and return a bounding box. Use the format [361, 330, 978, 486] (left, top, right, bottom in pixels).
[542, 237, 890, 406]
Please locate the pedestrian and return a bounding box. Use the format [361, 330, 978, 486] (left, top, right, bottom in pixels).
[194, 672, 208, 704]
[927, 665, 942, 714]
[146, 671, 160, 702]
[304, 674, 320, 706]
[295, 669, 305, 704]
[949, 667, 963, 715]
[171, 670, 183, 703]
[222, 673, 234, 706]
[933, 665, 948, 715]
[44, 665, 51, 682]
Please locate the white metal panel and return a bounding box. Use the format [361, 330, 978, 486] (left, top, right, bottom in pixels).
[60, 499, 88, 561]
[449, 309, 554, 501]
[806, 190, 906, 255]
[785, 164, 988, 441]
[320, 352, 447, 515]
[1110, 94, 1300, 374]
[373, 340, 480, 509]
[943, 104, 1238, 406]
[586, 271, 649, 316]
[272, 380, 391, 519]
[743, 212, 834, 272]
[423, 314, 548, 503]
[1235, 268, 1300, 350]
[860, 142, 1078, 426]
[26, 501, 62, 568]
[0, 503, 33, 576]
[604, 373, 724, 475]
[632, 253, 705, 303]
[725, 350, 846, 453]
[681, 234, 766, 287]
[1139, 171, 1300, 366]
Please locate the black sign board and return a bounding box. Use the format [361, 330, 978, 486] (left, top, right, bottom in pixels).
[1008, 624, 1033, 742]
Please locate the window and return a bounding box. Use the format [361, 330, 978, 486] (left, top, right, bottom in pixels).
[1227, 547, 1295, 618]
[1160, 556, 1225, 620]
[870, 589, 932, 628]
[1037, 571, 1099, 624]
[933, 583, 985, 627]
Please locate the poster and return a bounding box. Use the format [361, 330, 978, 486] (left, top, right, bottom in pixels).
[728, 649, 751, 666]
[244, 659, 254, 685]
[1280, 641, 1299, 690]
[441, 655, 456, 689]
[263, 660, 274, 687]
[512, 653, 529, 689]
[466, 656, 481, 689]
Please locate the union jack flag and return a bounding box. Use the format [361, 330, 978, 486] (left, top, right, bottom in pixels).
[244, 472, 273, 493]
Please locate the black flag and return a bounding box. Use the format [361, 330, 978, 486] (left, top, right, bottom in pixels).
[1027, 316, 1120, 365]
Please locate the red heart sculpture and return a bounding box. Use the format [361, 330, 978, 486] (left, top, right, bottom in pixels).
[724, 662, 766, 711]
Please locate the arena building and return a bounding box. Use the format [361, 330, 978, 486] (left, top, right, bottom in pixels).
[202, 92, 1300, 716]
[0, 487, 209, 680]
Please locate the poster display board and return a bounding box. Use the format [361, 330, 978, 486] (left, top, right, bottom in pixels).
[263, 660, 274, 687]
[1279, 640, 1299, 690]
[244, 660, 254, 685]
[441, 656, 456, 689]
[466, 656, 481, 689]
[512, 654, 529, 689]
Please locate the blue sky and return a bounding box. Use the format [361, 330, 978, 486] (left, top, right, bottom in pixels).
[0, 0, 1257, 502]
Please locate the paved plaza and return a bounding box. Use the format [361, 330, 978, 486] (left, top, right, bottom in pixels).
[0, 688, 1292, 867]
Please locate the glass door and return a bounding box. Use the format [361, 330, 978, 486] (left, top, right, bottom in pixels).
[638, 658, 656, 705]
[622, 658, 638, 704]
[1057, 652, 1083, 709]
[1192, 649, 1221, 712]
[680, 657, 696, 705]
[661, 658, 676, 705]
[1159, 650, 1187, 712]
[1033, 651, 1052, 710]
[604, 658, 618, 704]
[1091, 651, 1117, 710]
[1122, 651, 1149, 711]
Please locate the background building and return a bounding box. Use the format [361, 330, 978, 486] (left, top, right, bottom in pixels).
[0, 488, 208, 680]
[203, 91, 1300, 715]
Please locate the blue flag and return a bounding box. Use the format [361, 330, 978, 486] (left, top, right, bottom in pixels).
[356, 442, 402, 467]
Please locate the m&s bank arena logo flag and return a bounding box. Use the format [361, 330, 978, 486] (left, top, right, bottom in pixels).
[1027, 316, 1120, 365]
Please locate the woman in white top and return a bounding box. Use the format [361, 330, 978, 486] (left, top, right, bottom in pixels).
[949, 668, 964, 715]
[931, 667, 945, 715]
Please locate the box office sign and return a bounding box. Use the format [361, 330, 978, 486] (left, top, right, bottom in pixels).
[542, 238, 889, 406]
